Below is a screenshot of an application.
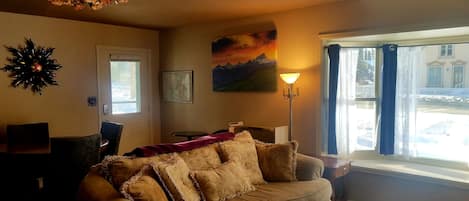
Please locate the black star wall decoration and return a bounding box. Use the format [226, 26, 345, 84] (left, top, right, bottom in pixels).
[1, 38, 62, 94]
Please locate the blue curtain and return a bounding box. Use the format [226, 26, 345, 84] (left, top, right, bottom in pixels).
[380, 44, 398, 155]
[327, 44, 340, 154]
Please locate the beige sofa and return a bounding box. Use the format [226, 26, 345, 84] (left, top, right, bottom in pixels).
[77, 134, 332, 201]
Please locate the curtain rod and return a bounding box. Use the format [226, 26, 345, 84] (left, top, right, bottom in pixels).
[324, 41, 469, 49]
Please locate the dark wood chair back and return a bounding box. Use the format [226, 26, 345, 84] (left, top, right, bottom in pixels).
[49, 133, 101, 200]
[6, 122, 50, 147]
[100, 121, 123, 159]
[233, 126, 276, 143]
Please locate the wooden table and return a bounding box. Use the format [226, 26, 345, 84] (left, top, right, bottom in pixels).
[319, 156, 351, 201]
[0, 143, 51, 200]
[0, 143, 50, 154]
[172, 131, 208, 141]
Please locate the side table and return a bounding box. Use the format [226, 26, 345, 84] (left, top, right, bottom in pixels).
[172, 131, 208, 141]
[319, 156, 351, 201]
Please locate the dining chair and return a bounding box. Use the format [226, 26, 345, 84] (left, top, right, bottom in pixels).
[233, 126, 276, 143]
[48, 133, 101, 200]
[99, 121, 123, 160]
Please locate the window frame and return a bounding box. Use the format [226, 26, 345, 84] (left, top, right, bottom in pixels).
[322, 35, 469, 171]
[440, 44, 454, 57]
[354, 47, 381, 152]
[452, 63, 465, 88]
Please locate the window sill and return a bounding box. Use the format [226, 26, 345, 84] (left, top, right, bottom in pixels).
[351, 159, 469, 190]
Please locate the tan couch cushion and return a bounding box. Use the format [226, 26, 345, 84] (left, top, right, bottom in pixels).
[154, 155, 201, 201]
[120, 163, 170, 201]
[255, 140, 298, 181]
[219, 132, 265, 185]
[77, 165, 127, 201]
[233, 130, 255, 143]
[191, 161, 256, 201]
[179, 144, 222, 170]
[228, 179, 332, 201]
[101, 154, 172, 189]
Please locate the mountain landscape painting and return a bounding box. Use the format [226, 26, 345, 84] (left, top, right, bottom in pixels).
[212, 30, 277, 91]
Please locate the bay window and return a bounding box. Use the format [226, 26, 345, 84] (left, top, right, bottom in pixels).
[324, 40, 469, 168]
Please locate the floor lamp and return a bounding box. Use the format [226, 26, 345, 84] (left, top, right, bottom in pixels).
[280, 72, 300, 141]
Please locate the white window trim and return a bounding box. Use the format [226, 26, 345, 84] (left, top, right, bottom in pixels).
[321, 27, 469, 172]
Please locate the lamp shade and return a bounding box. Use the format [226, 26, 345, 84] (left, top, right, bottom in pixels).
[280, 73, 300, 84]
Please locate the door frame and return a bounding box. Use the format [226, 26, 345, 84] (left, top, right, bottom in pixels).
[96, 46, 154, 144]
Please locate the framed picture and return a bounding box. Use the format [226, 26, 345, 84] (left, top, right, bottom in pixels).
[212, 30, 277, 92]
[162, 70, 193, 103]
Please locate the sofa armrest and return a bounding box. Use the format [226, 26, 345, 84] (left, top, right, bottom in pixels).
[296, 153, 324, 181]
[77, 166, 128, 201]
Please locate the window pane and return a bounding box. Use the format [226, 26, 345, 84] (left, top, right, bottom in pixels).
[415, 107, 469, 161]
[355, 101, 376, 150]
[447, 44, 453, 56]
[453, 66, 464, 88]
[355, 48, 377, 150]
[427, 66, 442, 87]
[335, 48, 377, 153]
[356, 48, 376, 98]
[415, 43, 469, 162]
[112, 103, 138, 115]
[110, 61, 141, 114]
[440, 45, 446, 56]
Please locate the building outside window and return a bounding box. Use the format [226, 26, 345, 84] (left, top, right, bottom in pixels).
[453, 65, 464, 88]
[427, 65, 443, 88]
[440, 44, 453, 57]
[361, 48, 375, 62]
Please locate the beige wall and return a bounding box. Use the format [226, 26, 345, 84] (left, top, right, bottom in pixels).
[160, 1, 469, 200]
[160, 0, 469, 155]
[0, 12, 161, 153]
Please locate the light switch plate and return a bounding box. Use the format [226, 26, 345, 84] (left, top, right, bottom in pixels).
[87, 96, 97, 106]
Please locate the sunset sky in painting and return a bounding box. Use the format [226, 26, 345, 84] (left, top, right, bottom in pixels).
[212, 30, 277, 68]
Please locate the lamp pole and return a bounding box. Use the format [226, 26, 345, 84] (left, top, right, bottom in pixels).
[287, 83, 293, 141]
[280, 72, 300, 142]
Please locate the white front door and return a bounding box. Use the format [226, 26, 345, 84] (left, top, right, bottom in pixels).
[97, 46, 152, 154]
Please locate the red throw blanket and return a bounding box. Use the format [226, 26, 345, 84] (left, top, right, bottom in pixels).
[124, 132, 234, 157]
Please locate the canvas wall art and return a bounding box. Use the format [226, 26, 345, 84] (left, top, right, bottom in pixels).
[212, 30, 277, 92]
[162, 70, 193, 103]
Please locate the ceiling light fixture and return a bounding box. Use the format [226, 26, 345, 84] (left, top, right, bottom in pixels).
[48, 0, 128, 10]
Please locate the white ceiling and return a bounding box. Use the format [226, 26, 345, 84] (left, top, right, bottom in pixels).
[0, 0, 339, 29]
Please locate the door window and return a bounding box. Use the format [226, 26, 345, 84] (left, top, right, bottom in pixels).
[110, 60, 141, 114]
